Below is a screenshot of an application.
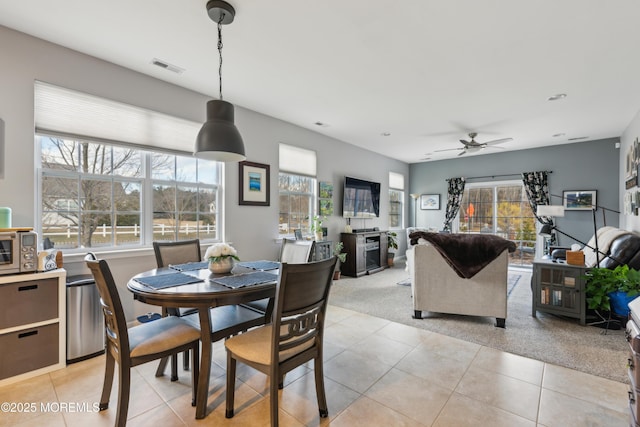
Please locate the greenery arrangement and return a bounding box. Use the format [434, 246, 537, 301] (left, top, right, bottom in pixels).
[310, 215, 326, 234]
[585, 264, 640, 312]
[333, 241, 347, 263]
[387, 231, 398, 253]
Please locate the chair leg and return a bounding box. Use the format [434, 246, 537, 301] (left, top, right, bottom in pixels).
[116, 363, 131, 427]
[183, 350, 190, 370]
[155, 356, 168, 377]
[190, 343, 199, 407]
[313, 356, 328, 418]
[495, 318, 506, 328]
[413, 310, 422, 319]
[171, 353, 178, 381]
[269, 368, 279, 427]
[99, 350, 115, 410]
[225, 352, 236, 418]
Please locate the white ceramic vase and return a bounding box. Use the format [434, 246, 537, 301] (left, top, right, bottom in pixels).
[209, 258, 233, 274]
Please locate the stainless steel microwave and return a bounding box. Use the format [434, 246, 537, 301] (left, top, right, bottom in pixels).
[0, 230, 37, 275]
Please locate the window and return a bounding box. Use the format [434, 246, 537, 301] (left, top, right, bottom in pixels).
[457, 180, 536, 266]
[278, 144, 317, 236]
[389, 172, 404, 229]
[38, 135, 221, 250]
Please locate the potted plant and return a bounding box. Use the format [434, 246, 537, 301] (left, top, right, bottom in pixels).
[332, 241, 347, 280]
[387, 231, 398, 266]
[585, 264, 640, 317]
[310, 215, 326, 241]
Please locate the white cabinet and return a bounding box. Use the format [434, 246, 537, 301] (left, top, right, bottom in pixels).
[0, 269, 66, 386]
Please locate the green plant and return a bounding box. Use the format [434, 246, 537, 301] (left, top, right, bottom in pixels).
[333, 241, 347, 263]
[387, 231, 398, 253]
[585, 264, 640, 312]
[310, 215, 326, 233]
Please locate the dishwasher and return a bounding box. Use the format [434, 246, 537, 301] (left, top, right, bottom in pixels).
[66, 275, 105, 363]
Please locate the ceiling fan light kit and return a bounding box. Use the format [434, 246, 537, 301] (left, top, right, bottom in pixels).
[435, 132, 513, 156]
[194, 0, 246, 162]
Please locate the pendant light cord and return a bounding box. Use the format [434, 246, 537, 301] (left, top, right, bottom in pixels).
[217, 17, 224, 101]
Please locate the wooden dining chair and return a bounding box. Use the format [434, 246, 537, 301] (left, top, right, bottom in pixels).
[85, 254, 200, 427]
[240, 239, 315, 321]
[153, 239, 270, 380]
[225, 256, 338, 427]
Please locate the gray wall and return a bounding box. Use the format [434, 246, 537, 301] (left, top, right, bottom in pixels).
[0, 26, 408, 319]
[409, 139, 621, 249]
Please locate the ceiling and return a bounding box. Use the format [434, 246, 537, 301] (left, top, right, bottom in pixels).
[1, 1, 640, 163]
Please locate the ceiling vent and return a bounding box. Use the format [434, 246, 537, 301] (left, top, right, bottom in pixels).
[151, 58, 185, 74]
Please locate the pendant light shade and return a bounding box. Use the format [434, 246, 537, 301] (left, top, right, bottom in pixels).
[194, 0, 246, 162]
[195, 99, 245, 162]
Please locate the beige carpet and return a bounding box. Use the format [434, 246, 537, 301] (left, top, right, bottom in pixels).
[329, 263, 629, 383]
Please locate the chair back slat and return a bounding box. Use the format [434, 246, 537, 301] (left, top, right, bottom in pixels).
[272, 257, 337, 354]
[85, 256, 129, 360]
[153, 239, 201, 267]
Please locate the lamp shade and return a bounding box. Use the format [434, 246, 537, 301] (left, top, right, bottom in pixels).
[194, 100, 246, 162]
[539, 224, 554, 237]
[536, 205, 565, 217]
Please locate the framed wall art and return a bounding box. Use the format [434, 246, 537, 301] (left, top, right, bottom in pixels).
[563, 190, 596, 211]
[420, 194, 440, 210]
[239, 161, 270, 206]
[318, 181, 334, 215]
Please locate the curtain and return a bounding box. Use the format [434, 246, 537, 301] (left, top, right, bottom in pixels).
[442, 177, 465, 232]
[521, 171, 556, 252]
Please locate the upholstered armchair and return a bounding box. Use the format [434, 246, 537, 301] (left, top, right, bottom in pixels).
[406, 232, 515, 327]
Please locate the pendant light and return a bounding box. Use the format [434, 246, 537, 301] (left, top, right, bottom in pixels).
[194, 0, 246, 162]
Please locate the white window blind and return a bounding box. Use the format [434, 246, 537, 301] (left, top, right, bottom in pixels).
[389, 171, 404, 190]
[279, 143, 317, 176]
[34, 81, 200, 154]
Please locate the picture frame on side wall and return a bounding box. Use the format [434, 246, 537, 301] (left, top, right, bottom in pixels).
[239, 161, 270, 206]
[420, 194, 440, 210]
[563, 190, 596, 211]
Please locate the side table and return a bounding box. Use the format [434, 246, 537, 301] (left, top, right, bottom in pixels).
[532, 259, 588, 325]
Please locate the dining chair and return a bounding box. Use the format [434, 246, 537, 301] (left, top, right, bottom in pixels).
[84, 253, 200, 427]
[241, 239, 316, 320]
[225, 256, 338, 427]
[153, 239, 270, 380]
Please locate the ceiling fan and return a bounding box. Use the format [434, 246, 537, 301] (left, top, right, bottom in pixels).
[435, 132, 513, 156]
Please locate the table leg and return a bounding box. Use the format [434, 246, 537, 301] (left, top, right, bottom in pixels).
[195, 307, 212, 419]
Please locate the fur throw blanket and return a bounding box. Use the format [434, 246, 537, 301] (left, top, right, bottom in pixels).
[409, 232, 517, 278]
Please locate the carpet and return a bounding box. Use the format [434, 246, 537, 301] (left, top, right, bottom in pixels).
[330, 265, 629, 383]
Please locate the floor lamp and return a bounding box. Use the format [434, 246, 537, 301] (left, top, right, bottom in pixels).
[410, 194, 420, 227]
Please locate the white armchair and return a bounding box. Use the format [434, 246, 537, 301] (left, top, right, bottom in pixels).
[407, 235, 511, 327]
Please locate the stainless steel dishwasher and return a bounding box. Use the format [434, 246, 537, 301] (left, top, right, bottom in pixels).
[66, 275, 105, 363]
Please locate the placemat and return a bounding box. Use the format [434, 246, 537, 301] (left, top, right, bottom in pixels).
[135, 272, 203, 290]
[169, 261, 209, 271]
[213, 271, 277, 289]
[236, 260, 280, 271]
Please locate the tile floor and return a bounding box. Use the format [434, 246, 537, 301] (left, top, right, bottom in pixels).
[0, 305, 630, 426]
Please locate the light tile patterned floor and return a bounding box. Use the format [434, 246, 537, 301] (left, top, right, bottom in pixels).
[0, 305, 630, 426]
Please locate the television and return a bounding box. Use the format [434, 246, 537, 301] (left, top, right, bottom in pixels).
[342, 176, 381, 218]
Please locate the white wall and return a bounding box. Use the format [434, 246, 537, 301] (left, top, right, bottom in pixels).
[0, 26, 408, 320]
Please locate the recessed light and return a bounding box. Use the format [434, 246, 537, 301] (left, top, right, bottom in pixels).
[381, 132, 391, 137]
[547, 93, 567, 101]
[552, 133, 565, 138]
[150, 58, 185, 74]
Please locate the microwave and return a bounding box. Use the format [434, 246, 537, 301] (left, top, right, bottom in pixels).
[0, 230, 38, 275]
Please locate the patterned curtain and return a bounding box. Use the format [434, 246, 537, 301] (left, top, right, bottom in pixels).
[443, 177, 465, 232]
[521, 171, 556, 252]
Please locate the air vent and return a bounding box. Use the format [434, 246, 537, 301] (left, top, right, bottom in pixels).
[568, 136, 588, 141]
[151, 58, 185, 74]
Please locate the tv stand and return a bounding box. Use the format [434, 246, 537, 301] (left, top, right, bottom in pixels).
[340, 231, 388, 277]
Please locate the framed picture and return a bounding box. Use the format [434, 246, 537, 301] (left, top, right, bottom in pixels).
[319, 181, 333, 199]
[563, 190, 596, 210]
[420, 194, 440, 210]
[319, 199, 334, 216]
[239, 161, 270, 206]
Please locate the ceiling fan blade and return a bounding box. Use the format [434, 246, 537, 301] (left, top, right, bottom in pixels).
[434, 147, 463, 153]
[459, 139, 470, 145]
[483, 137, 513, 146]
[457, 150, 467, 156]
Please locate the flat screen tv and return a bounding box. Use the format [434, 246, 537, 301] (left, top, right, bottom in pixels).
[342, 176, 381, 218]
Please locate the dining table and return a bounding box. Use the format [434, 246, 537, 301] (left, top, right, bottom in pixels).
[127, 260, 279, 419]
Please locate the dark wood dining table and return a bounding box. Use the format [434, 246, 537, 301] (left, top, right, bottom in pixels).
[127, 264, 277, 419]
